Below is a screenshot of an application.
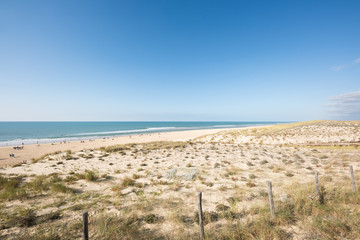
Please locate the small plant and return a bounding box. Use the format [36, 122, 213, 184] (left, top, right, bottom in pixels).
[14, 208, 37, 227]
[85, 171, 98, 182]
[74, 172, 86, 180]
[246, 181, 256, 188]
[101, 174, 111, 179]
[51, 183, 75, 194]
[12, 163, 23, 168]
[64, 175, 77, 184]
[260, 160, 268, 165]
[318, 186, 326, 205]
[121, 177, 135, 188]
[193, 211, 218, 225]
[132, 174, 141, 180]
[204, 182, 214, 187]
[246, 161, 254, 167]
[144, 214, 158, 224]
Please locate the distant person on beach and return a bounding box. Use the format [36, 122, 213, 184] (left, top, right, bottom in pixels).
[13, 146, 24, 150]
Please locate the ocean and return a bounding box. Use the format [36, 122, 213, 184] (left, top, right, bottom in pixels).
[0, 121, 284, 146]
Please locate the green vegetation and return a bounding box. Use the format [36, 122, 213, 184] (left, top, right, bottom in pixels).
[100, 141, 187, 153]
[51, 183, 75, 194]
[1, 175, 359, 239]
[302, 145, 360, 151]
[31, 151, 62, 163]
[143, 213, 159, 224]
[0, 175, 27, 200]
[0, 174, 75, 202]
[84, 170, 98, 182]
[208, 180, 360, 239]
[121, 177, 136, 188]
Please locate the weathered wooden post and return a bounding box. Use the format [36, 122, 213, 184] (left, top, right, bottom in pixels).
[349, 165, 356, 192]
[315, 172, 320, 198]
[267, 181, 275, 218]
[198, 191, 205, 240]
[83, 211, 89, 240]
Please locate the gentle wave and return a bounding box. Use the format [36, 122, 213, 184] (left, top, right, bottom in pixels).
[212, 125, 238, 127]
[70, 127, 180, 136]
[0, 127, 202, 146]
[0, 138, 79, 146]
[0, 136, 110, 146]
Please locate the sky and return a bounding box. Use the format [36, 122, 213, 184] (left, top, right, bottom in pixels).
[0, 0, 359, 121]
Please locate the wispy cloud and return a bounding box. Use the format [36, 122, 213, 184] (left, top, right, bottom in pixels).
[326, 90, 360, 119]
[332, 57, 360, 71]
[332, 65, 346, 71]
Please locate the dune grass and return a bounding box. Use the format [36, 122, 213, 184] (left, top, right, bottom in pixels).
[0, 173, 75, 203]
[4, 176, 358, 239]
[100, 141, 188, 153]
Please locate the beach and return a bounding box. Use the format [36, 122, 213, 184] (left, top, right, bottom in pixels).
[2, 1, 359, 239]
[1, 121, 360, 239]
[0, 127, 248, 168]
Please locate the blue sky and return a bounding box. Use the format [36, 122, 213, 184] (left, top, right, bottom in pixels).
[0, 0, 359, 121]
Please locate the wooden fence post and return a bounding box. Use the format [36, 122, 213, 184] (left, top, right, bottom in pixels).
[349, 165, 356, 192]
[315, 172, 320, 198]
[198, 191, 205, 240]
[83, 211, 89, 240]
[267, 181, 275, 218]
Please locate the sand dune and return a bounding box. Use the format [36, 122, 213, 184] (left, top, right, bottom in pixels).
[0, 127, 246, 168]
[0, 121, 360, 239]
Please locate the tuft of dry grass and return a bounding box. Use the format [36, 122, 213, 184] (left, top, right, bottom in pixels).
[84, 170, 98, 182]
[121, 177, 136, 188]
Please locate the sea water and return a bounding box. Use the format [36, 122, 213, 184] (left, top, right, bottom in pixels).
[0, 121, 284, 146]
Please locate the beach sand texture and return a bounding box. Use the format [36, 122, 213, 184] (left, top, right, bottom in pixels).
[0, 127, 244, 168]
[0, 121, 360, 239]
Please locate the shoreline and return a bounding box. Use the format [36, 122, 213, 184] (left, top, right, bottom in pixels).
[0, 126, 266, 168]
[0, 123, 278, 147]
